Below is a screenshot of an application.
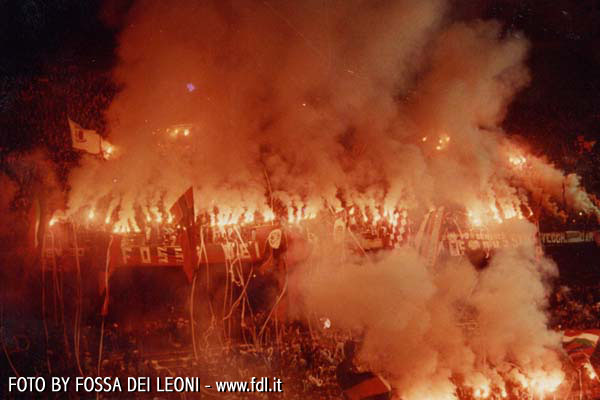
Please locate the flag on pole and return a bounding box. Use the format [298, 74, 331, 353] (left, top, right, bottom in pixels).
[170, 187, 197, 282]
[68, 118, 102, 154]
[563, 330, 600, 365]
[170, 187, 194, 226]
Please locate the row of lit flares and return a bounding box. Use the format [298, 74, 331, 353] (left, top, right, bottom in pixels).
[422, 136, 533, 226]
[51, 151, 569, 232]
[466, 151, 534, 227]
[49, 196, 525, 234]
[466, 361, 599, 400]
[73, 130, 537, 231]
[464, 150, 531, 227]
[48, 205, 409, 233]
[466, 200, 533, 227]
[471, 370, 563, 399]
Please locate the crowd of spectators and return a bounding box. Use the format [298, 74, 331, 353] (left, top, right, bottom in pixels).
[549, 281, 600, 330]
[3, 258, 600, 399]
[5, 282, 600, 399]
[16, 316, 347, 398]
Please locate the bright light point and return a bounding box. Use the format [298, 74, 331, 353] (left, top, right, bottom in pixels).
[585, 363, 597, 379]
[473, 385, 490, 399]
[263, 209, 275, 222]
[49, 218, 56, 227]
[508, 154, 527, 167]
[183, 129, 189, 136]
[88, 210, 95, 220]
[186, 83, 196, 92]
[422, 136, 427, 142]
[435, 134, 450, 150]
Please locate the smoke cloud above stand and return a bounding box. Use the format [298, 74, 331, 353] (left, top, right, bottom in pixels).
[68, 0, 598, 227]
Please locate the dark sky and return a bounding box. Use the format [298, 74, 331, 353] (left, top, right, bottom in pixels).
[1, 0, 599, 163]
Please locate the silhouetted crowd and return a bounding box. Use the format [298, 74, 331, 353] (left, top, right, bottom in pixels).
[550, 282, 600, 330]
[5, 277, 600, 399]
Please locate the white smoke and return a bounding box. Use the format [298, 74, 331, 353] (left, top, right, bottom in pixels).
[291, 221, 563, 399]
[68, 0, 595, 225]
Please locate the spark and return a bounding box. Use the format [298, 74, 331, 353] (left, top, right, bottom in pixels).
[263, 209, 275, 222]
[435, 134, 451, 151]
[101, 140, 117, 160]
[508, 154, 527, 168]
[473, 385, 490, 399]
[585, 363, 597, 380]
[467, 209, 482, 227]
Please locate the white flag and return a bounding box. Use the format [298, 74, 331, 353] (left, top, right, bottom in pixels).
[68, 118, 101, 154]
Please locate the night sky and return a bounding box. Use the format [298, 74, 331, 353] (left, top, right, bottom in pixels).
[1, 0, 599, 167]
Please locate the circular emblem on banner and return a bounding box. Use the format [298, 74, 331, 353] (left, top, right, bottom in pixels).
[267, 229, 282, 249]
[468, 240, 480, 250]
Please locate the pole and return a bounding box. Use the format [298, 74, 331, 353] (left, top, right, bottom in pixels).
[72, 222, 83, 375]
[40, 230, 52, 374]
[190, 271, 199, 360]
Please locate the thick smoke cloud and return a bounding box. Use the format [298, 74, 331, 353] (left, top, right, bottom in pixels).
[292, 222, 562, 399]
[67, 0, 446, 217]
[68, 0, 597, 224]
